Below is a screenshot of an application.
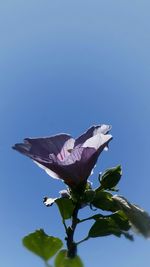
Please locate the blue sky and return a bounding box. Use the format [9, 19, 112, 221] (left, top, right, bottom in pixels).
[1, 0, 150, 266]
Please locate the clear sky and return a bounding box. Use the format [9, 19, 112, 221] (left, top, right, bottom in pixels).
[1, 1, 150, 266]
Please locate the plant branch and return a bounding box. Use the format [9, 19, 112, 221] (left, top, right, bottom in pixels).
[78, 214, 104, 223]
[76, 236, 89, 245]
[62, 219, 68, 233]
[66, 203, 80, 258]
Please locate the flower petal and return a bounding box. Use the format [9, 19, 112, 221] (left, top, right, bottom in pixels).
[43, 197, 57, 207]
[34, 156, 81, 187]
[59, 190, 70, 198]
[82, 133, 112, 150]
[31, 148, 93, 186]
[46, 141, 111, 186]
[13, 134, 74, 161]
[12, 125, 112, 188]
[75, 125, 111, 147]
[33, 160, 60, 179]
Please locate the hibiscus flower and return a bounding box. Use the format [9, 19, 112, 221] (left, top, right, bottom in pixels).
[13, 125, 112, 188]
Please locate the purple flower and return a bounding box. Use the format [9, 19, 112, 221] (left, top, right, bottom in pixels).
[13, 125, 112, 188]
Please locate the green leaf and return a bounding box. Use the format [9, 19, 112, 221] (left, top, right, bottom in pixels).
[83, 189, 95, 203]
[89, 217, 122, 238]
[92, 191, 118, 212]
[110, 211, 131, 231]
[123, 232, 134, 241]
[89, 212, 133, 240]
[23, 229, 63, 261]
[56, 198, 75, 220]
[55, 250, 84, 267]
[99, 165, 122, 190]
[112, 195, 150, 239]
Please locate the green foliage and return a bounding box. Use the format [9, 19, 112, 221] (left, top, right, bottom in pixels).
[110, 211, 130, 231]
[22, 229, 63, 261]
[92, 191, 118, 211]
[99, 165, 122, 190]
[88, 211, 132, 239]
[83, 189, 95, 203]
[21, 164, 135, 266]
[56, 198, 75, 220]
[55, 250, 84, 267]
[89, 217, 122, 238]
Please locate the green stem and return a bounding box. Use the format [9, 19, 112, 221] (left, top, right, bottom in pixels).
[78, 214, 103, 223]
[78, 216, 95, 223]
[62, 219, 68, 233]
[66, 203, 80, 258]
[76, 236, 89, 245]
[78, 212, 118, 224]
